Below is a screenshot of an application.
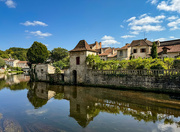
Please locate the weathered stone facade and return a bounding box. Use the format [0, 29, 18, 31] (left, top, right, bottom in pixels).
[85, 70, 180, 92]
[35, 64, 55, 81]
[65, 40, 96, 84]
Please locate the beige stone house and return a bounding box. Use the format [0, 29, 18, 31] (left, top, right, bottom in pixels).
[4, 58, 20, 67]
[16, 61, 29, 68]
[130, 38, 154, 58]
[89, 41, 102, 50]
[157, 39, 180, 58]
[65, 40, 96, 84]
[98, 48, 118, 61]
[35, 64, 55, 81]
[117, 44, 131, 60]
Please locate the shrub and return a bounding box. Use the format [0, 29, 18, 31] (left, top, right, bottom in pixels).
[55, 67, 61, 74]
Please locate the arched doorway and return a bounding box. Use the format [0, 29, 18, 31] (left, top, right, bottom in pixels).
[73, 70, 77, 85]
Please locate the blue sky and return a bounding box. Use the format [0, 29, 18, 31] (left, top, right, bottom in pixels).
[1, 0, 180, 51]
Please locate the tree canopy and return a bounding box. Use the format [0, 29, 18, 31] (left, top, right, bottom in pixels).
[51, 47, 68, 62]
[0, 48, 28, 61]
[0, 57, 5, 68]
[27, 41, 49, 64]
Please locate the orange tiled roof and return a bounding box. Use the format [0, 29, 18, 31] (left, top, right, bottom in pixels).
[69, 40, 96, 52]
[99, 48, 113, 56]
[117, 44, 131, 50]
[99, 53, 109, 56]
[108, 53, 117, 58]
[158, 45, 180, 53]
[130, 39, 153, 47]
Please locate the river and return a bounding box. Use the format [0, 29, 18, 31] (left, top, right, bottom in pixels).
[0, 74, 180, 132]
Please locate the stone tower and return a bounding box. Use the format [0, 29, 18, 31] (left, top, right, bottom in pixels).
[68, 40, 96, 84]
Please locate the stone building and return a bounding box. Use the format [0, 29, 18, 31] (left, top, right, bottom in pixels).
[98, 47, 118, 61]
[16, 61, 29, 68]
[117, 44, 131, 60]
[4, 58, 20, 67]
[65, 40, 96, 84]
[130, 38, 154, 58]
[35, 64, 55, 81]
[89, 41, 102, 50]
[117, 38, 180, 60]
[157, 39, 180, 58]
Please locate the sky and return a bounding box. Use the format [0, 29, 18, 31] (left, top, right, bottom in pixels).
[1, 0, 180, 51]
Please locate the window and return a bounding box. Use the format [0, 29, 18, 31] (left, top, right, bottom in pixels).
[76, 57, 80, 65]
[120, 51, 123, 56]
[133, 49, 137, 53]
[141, 48, 146, 53]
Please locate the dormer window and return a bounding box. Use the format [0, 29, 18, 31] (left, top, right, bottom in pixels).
[76, 57, 80, 65]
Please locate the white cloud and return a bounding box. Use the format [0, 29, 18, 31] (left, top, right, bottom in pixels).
[102, 35, 114, 40]
[128, 15, 165, 26]
[158, 123, 180, 132]
[169, 36, 179, 39]
[157, 0, 180, 13]
[26, 109, 48, 115]
[155, 38, 167, 41]
[130, 31, 140, 35]
[29, 30, 52, 38]
[121, 35, 135, 39]
[167, 16, 179, 21]
[147, 0, 158, 5]
[167, 18, 180, 30]
[101, 35, 120, 46]
[21, 21, 48, 26]
[126, 14, 165, 34]
[0, 0, 16, 8]
[127, 17, 136, 22]
[120, 25, 124, 28]
[131, 25, 165, 32]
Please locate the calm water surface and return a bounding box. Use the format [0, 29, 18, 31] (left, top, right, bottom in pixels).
[0, 74, 180, 132]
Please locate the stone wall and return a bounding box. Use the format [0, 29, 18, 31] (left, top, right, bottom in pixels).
[85, 70, 180, 92]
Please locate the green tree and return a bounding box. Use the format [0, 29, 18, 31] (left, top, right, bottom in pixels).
[151, 42, 158, 59]
[51, 47, 68, 62]
[0, 57, 5, 68]
[27, 41, 49, 64]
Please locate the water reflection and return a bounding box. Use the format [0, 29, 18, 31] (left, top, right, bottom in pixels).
[0, 74, 30, 91]
[26, 82, 180, 128]
[0, 75, 180, 131]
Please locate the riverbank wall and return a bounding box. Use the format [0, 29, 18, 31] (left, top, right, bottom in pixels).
[33, 68, 180, 93]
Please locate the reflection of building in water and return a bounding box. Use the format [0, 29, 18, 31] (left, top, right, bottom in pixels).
[62, 86, 180, 127]
[5, 74, 30, 85]
[27, 83, 180, 127]
[64, 86, 99, 127]
[35, 83, 56, 100]
[27, 82, 56, 109]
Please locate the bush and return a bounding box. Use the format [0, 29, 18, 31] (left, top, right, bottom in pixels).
[55, 67, 61, 74]
[173, 59, 180, 69]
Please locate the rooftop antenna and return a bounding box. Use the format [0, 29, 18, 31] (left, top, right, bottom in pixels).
[144, 31, 146, 39]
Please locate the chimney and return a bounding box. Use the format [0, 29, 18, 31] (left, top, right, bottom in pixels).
[144, 38, 147, 41]
[101, 48, 104, 53]
[112, 48, 114, 55]
[99, 42, 102, 48]
[126, 43, 129, 45]
[95, 41, 98, 49]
